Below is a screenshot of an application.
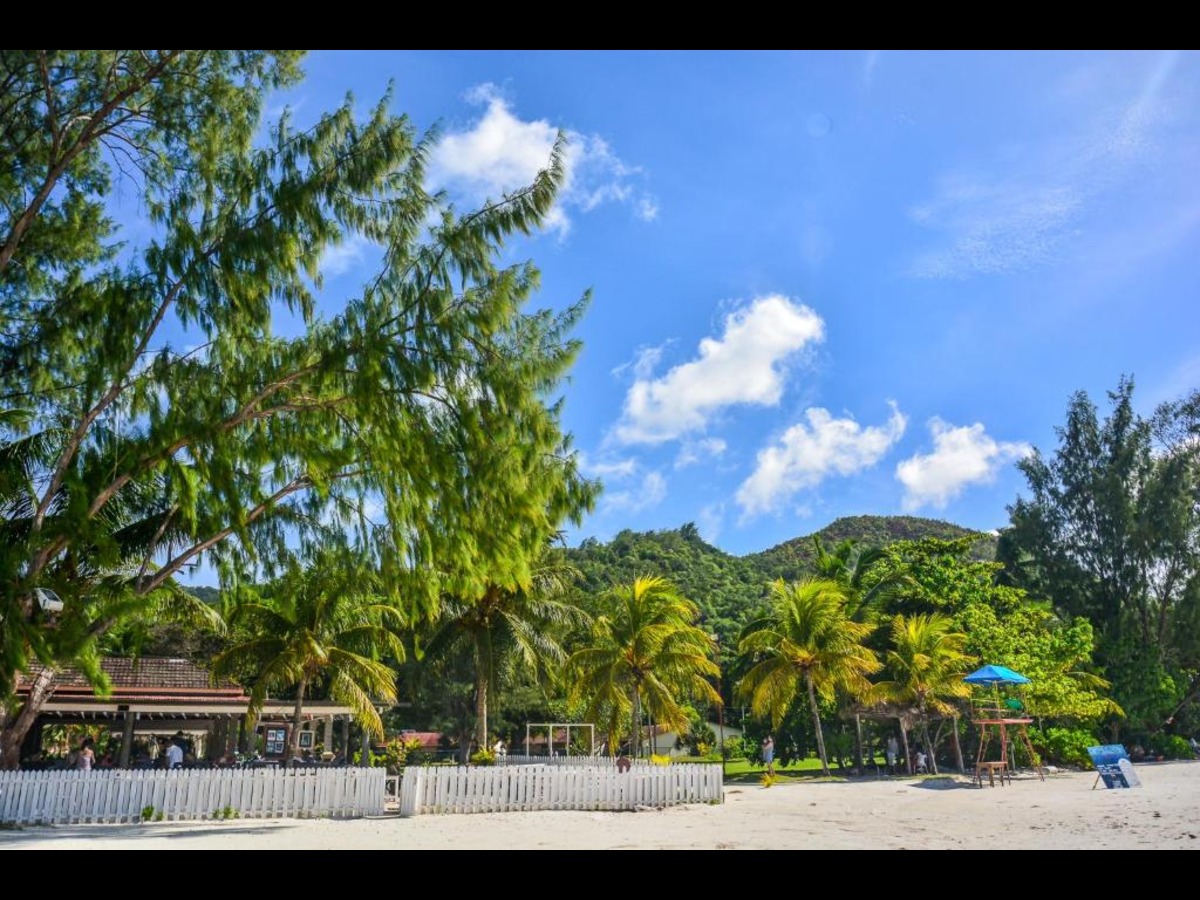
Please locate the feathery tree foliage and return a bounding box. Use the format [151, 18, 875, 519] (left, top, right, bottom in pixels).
[567, 575, 719, 756]
[874, 613, 974, 774]
[737, 578, 880, 776]
[999, 378, 1200, 740]
[211, 550, 404, 756]
[0, 50, 596, 766]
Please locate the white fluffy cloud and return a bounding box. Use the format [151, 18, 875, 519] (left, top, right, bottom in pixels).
[614, 295, 825, 445]
[602, 470, 667, 514]
[895, 419, 1031, 510]
[675, 437, 727, 470]
[737, 404, 907, 518]
[319, 233, 373, 278]
[429, 84, 657, 237]
[577, 452, 639, 481]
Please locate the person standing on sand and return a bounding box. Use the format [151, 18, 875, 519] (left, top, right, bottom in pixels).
[886, 735, 899, 775]
[761, 735, 775, 777]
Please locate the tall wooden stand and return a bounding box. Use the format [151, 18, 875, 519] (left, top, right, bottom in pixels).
[972, 716, 1045, 786]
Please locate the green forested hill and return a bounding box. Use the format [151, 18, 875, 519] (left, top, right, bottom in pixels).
[748, 515, 995, 581]
[566, 515, 996, 642]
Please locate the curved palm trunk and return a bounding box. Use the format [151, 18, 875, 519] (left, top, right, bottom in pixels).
[899, 721, 912, 775]
[804, 671, 830, 776]
[918, 717, 938, 775]
[287, 675, 309, 758]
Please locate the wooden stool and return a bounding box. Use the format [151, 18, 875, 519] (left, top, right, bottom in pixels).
[974, 760, 1011, 787]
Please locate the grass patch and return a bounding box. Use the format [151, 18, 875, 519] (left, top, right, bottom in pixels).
[674, 755, 856, 784]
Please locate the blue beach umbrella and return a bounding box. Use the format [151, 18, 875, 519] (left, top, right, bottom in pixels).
[963, 664, 1030, 685]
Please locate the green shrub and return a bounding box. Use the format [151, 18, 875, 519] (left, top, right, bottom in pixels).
[470, 749, 496, 766]
[1027, 726, 1098, 768]
[722, 736, 747, 761]
[1148, 733, 1192, 760]
[140, 805, 156, 823]
[377, 738, 425, 773]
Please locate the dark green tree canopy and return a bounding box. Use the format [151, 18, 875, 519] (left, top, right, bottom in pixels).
[1000, 377, 1200, 737]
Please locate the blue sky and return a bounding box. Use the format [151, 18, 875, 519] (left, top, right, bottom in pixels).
[200, 51, 1200, 556]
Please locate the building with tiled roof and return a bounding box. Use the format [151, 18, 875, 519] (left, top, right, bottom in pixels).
[16, 657, 355, 767]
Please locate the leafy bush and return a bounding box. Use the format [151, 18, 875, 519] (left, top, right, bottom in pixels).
[722, 735, 747, 761]
[1027, 726, 1097, 768]
[470, 749, 496, 766]
[649, 754, 671, 766]
[678, 720, 716, 756]
[140, 805, 156, 822]
[1148, 733, 1192, 760]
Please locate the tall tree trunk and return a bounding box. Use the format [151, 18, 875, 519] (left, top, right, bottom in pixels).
[805, 672, 830, 776]
[288, 675, 309, 758]
[899, 720, 912, 775]
[0, 667, 57, 769]
[951, 715, 965, 773]
[475, 668, 489, 758]
[631, 686, 642, 757]
[854, 714, 864, 773]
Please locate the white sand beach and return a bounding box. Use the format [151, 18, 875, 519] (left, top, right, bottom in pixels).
[3, 761, 1198, 850]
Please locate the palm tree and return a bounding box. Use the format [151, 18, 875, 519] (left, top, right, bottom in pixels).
[737, 578, 880, 776]
[567, 575, 719, 757]
[875, 613, 975, 774]
[212, 555, 403, 757]
[426, 556, 587, 758]
[812, 536, 912, 622]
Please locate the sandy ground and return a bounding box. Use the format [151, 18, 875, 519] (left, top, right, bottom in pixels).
[3, 760, 1198, 850]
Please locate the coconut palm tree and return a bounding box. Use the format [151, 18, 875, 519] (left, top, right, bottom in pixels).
[737, 578, 880, 776]
[567, 575, 719, 757]
[212, 553, 403, 757]
[812, 536, 913, 622]
[425, 554, 587, 758]
[875, 613, 975, 774]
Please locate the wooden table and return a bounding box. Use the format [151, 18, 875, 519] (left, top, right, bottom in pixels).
[974, 760, 1011, 787]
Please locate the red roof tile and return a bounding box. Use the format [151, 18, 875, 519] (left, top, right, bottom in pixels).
[18, 658, 246, 701]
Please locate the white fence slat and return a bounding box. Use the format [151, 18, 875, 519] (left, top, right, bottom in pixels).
[0, 767, 384, 825]
[394, 763, 721, 817]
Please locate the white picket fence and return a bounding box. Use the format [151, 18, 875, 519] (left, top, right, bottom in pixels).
[0, 767, 386, 825]
[398, 763, 722, 816]
[499, 754, 653, 768]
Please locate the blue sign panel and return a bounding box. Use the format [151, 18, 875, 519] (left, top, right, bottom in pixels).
[1087, 745, 1141, 789]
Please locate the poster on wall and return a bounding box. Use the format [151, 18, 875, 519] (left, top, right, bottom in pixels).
[266, 727, 287, 756]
